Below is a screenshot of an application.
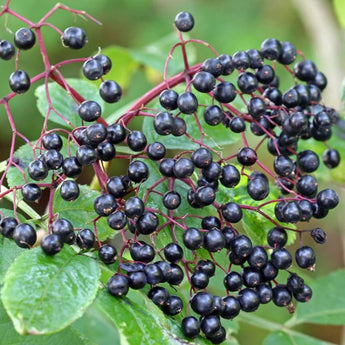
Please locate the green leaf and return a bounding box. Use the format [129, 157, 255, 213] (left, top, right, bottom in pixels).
[334, 0, 345, 28]
[291, 269, 345, 326]
[130, 32, 196, 76]
[35, 79, 104, 128]
[263, 330, 333, 345]
[1, 246, 100, 335]
[6, 137, 77, 189]
[94, 288, 216, 345]
[143, 89, 240, 150]
[53, 184, 114, 242]
[0, 299, 92, 345]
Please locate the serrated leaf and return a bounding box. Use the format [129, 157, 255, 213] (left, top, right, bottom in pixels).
[0, 299, 92, 345]
[143, 89, 240, 150]
[263, 330, 334, 345]
[94, 288, 216, 345]
[6, 137, 77, 189]
[292, 269, 345, 326]
[53, 184, 114, 242]
[35, 79, 104, 128]
[1, 246, 100, 335]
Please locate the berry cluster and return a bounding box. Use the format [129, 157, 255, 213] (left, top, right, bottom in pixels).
[0, 7, 341, 344]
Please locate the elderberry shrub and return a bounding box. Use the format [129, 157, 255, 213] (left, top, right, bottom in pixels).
[0, 5, 342, 345]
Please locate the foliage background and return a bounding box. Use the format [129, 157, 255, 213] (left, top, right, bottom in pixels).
[0, 0, 344, 344]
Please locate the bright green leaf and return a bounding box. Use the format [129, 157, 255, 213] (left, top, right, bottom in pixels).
[334, 0, 345, 28]
[35, 79, 104, 128]
[94, 288, 216, 345]
[1, 246, 100, 335]
[0, 300, 92, 345]
[292, 269, 345, 326]
[53, 184, 114, 242]
[263, 330, 334, 345]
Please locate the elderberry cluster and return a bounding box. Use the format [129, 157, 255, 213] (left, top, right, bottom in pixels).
[0, 8, 341, 344]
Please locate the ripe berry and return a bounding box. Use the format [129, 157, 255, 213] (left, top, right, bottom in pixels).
[202, 216, 221, 230]
[164, 243, 183, 262]
[247, 175, 269, 201]
[190, 292, 214, 316]
[148, 286, 169, 306]
[136, 212, 158, 235]
[127, 160, 149, 183]
[51, 218, 75, 244]
[127, 271, 147, 290]
[191, 148, 212, 169]
[230, 234, 252, 259]
[0, 40, 15, 60]
[213, 81, 236, 103]
[86, 123, 107, 145]
[295, 246, 316, 270]
[99, 80, 122, 103]
[62, 27, 87, 49]
[201, 58, 223, 77]
[94, 194, 117, 216]
[13, 223, 37, 248]
[296, 175, 318, 197]
[108, 274, 129, 296]
[192, 71, 215, 93]
[181, 316, 200, 339]
[41, 234, 63, 255]
[99, 244, 117, 264]
[124, 196, 144, 219]
[278, 41, 296, 65]
[146, 142, 166, 160]
[0, 217, 18, 238]
[9, 70, 30, 94]
[129, 241, 155, 263]
[238, 288, 260, 312]
[271, 248, 292, 269]
[106, 176, 128, 198]
[274, 155, 294, 176]
[83, 59, 103, 80]
[159, 89, 178, 110]
[191, 271, 209, 289]
[200, 315, 221, 337]
[297, 150, 320, 173]
[159, 158, 175, 177]
[267, 227, 287, 248]
[167, 263, 184, 285]
[195, 259, 216, 277]
[107, 123, 126, 144]
[224, 271, 242, 291]
[76, 228, 95, 250]
[162, 295, 183, 316]
[229, 117, 246, 133]
[28, 159, 48, 181]
[76, 145, 97, 166]
[242, 267, 262, 288]
[316, 188, 339, 210]
[177, 92, 198, 114]
[256, 65, 275, 84]
[174, 12, 194, 32]
[78, 100, 102, 122]
[248, 97, 266, 119]
[163, 191, 181, 210]
[42, 132, 62, 151]
[221, 296, 240, 319]
[220, 164, 240, 188]
[237, 147, 257, 166]
[293, 284, 313, 302]
[14, 28, 36, 50]
[173, 158, 194, 178]
[294, 60, 317, 81]
[144, 263, 163, 284]
[204, 105, 224, 126]
[256, 284, 273, 304]
[172, 117, 187, 136]
[107, 211, 127, 230]
[261, 38, 281, 60]
[218, 54, 234, 75]
[183, 227, 204, 250]
[248, 246, 268, 269]
[94, 54, 112, 74]
[272, 285, 292, 307]
[287, 273, 304, 293]
[43, 149, 63, 170]
[203, 229, 225, 252]
[237, 72, 258, 93]
[221, 202, 243, 223]
[232, 50, 251, 70]
[261, 261, 278, 282]
[322, 149, 340, 168]
[21, 183, 42, 203]
[127, 130, 147, 151]
[97, 141, 116, 161]
[62, 157, 82, 178]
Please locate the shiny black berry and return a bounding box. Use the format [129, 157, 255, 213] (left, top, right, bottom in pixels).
[127, 131, 147, 151]
[13, 223, 37, 248]
[108, 274, 129, 296]
[159, 89, 178, 110]
[21, 183, 42, 203]
[62, 27, 87, 49]
[174, 12, 194, 32]
[99, 80, 122, 103]
[14, 28, 36, 50]
[0, 40, 15, 60]
[99, 244, 117, 264]
[181, 316, 200, 339]
[83, 58, 103, 80]
[78, 100, 102, 122]
[51, 218, 75, 244]
[41, 234, 63, 255]
[9, 70, 30, 94]
[76, 228, 95, 250]
[177, 92, 198, 114]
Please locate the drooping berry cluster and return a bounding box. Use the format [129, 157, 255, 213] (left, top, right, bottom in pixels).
[0, 6, 340, 344]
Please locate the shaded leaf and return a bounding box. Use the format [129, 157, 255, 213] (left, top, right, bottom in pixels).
[0, 300, 92, 345]
[1, 246, 100, 335]
[263, 330, 333, 345]
[292, 269, 345, 326]
[53, 184, 115, 242]
[35, 79, 104, 128]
